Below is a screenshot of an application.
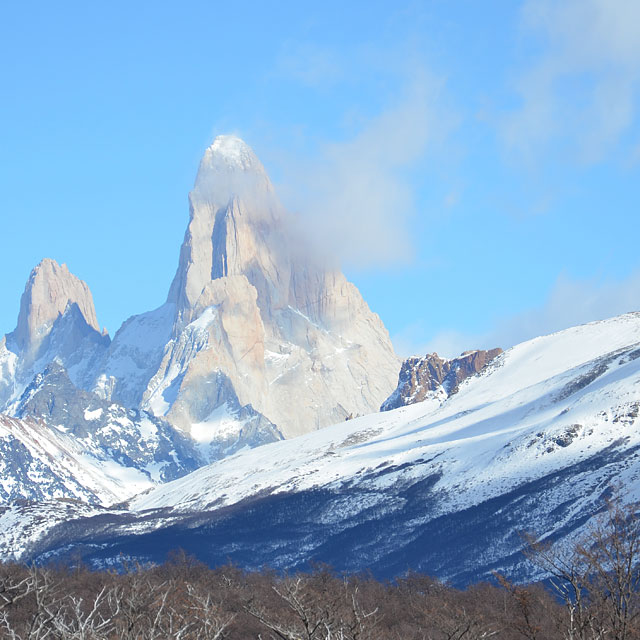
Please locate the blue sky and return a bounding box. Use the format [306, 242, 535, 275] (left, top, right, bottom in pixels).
[1, 0, 639, 356]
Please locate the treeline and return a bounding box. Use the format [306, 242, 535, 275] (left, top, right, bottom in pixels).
[0, 557, 560, 639]
[1, 498, 639, 639]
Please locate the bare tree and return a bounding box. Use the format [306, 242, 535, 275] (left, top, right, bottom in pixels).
[527, 496, 640, 640]
[243, 570, 382, 640]
[182, 582, 235, 640]
[0, 565, 66, 640]
[494, 573, 559, 640]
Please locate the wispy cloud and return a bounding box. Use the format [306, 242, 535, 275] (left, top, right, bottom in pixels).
[275, 42, 345, 89]
[504, 0, 640, 163]
[396, 271, 640, 359]
[275, 69, 453, 268]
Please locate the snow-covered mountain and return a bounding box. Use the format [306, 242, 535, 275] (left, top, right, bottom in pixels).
[0, 359, 207, 505]
[2, 135, 637, 586]
[6, 312, 640, 585]
[0, 414, 124, 505]
[0, 135, 400, 503]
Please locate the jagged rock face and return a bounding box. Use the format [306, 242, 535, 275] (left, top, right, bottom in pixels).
[168, 138, 285, 322]
[140, 135, 400, 438]
[0, 260, 110, 412]
[381, 348, 503, 411]
[15, 361, 203, 487]
[12, 259, 101, 353]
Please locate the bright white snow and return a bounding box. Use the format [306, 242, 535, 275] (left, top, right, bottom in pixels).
[84, 407, 103, 421]
[132, 313, 640, 516]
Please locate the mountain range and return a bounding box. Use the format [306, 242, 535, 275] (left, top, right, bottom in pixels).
[0, 136, 399, 504]
[0, 136, 637, 586]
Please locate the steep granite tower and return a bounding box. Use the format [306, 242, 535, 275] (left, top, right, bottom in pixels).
[106, 135, 400, 440]
[13, 259, 101, 353]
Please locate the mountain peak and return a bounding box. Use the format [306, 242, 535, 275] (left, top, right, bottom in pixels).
[192, 135, 273, 212]
[12, 258, 101, 352]
[205, 135, 259, 170]
[195, 135, 266, 182]
[169, 135, 281, 315]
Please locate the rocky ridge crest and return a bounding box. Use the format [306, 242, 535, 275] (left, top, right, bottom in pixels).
[381, 348, 503, 411]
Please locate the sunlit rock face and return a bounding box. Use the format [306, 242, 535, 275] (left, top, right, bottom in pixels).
[0, 259, 110, 412]
[87, 135, 399, 441]
[149, 134, 400, 438]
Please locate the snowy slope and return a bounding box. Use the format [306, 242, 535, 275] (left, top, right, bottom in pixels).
[8, 312, 640, 585]
[132, 312, 640, 514]
[0, 414, 134, 504]
[0, 362, 207, 507]
[0, 500, 113, 562]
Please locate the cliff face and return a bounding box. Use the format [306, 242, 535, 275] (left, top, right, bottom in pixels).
[133, 135, 400, 439]
[381, 348, 503, 411]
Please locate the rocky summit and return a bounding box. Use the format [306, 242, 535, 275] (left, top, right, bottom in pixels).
[101, 134, 400, 440]
[0, 259, 110, 412]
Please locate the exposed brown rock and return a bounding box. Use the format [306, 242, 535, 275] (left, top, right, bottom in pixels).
[381, 348, 503, 411]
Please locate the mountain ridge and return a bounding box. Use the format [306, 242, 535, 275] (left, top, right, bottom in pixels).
[1, 135, 635, 587]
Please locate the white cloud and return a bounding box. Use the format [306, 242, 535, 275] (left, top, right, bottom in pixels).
[396, 271, 640, 359]
[276, 70, 451, 268]
[504, 0, 640, 163]
[275, 42, 344, 88]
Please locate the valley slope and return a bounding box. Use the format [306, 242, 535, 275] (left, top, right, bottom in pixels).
[7, 312, 640, 586]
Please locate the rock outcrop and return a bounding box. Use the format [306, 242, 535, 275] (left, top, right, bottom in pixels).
[381, 348, 503, 411]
